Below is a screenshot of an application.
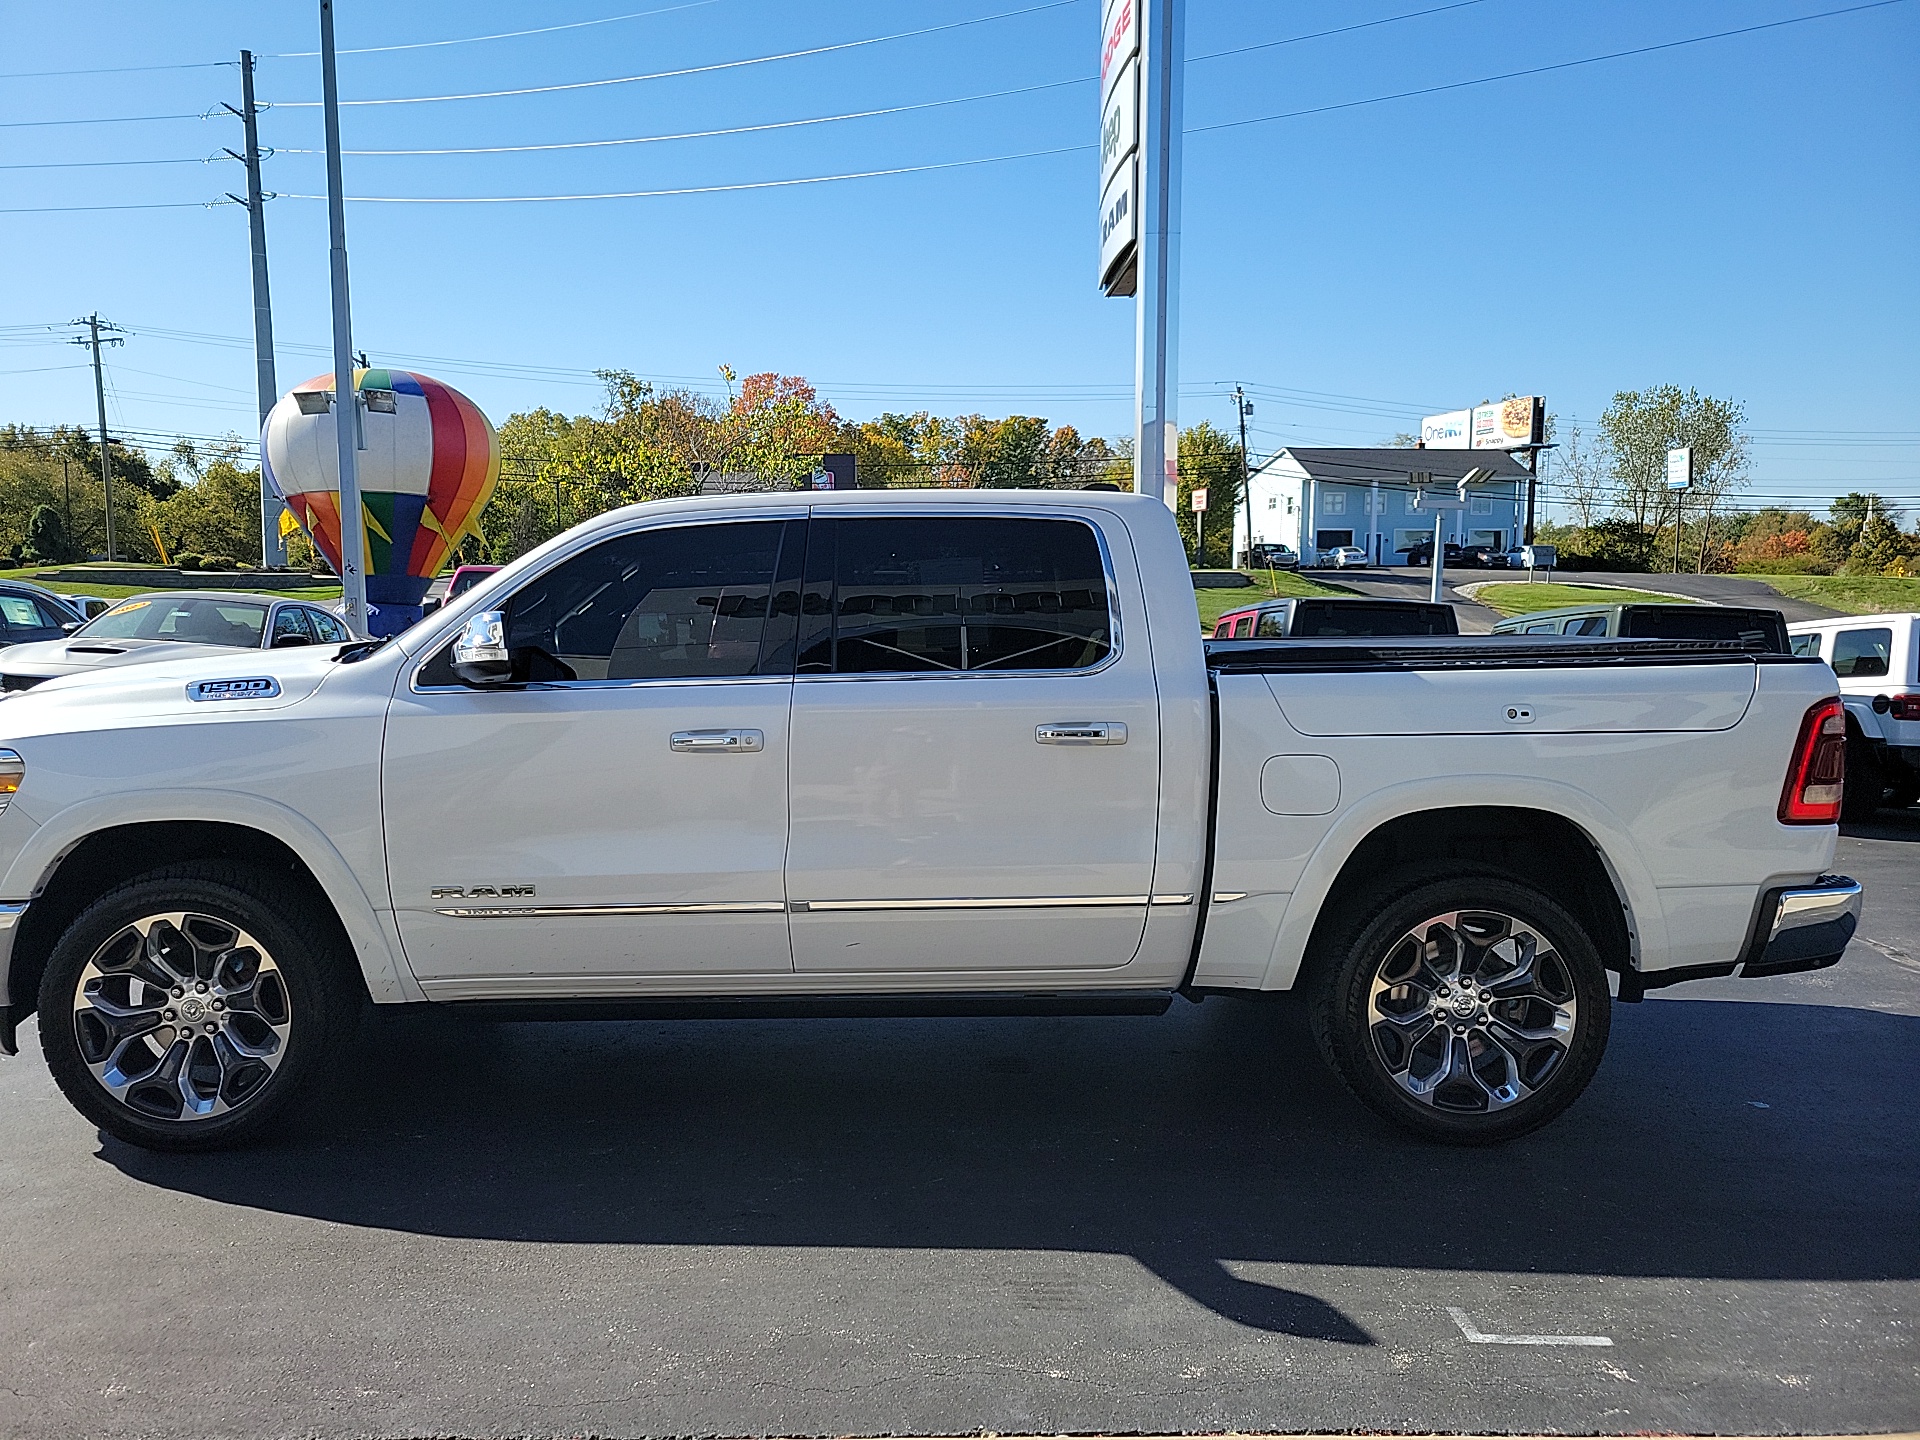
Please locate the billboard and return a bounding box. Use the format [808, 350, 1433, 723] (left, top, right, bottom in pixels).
[1472, 396, 1544, 450]
[1421, 409, 1470, 448]
[1420, 398, 1544, 450]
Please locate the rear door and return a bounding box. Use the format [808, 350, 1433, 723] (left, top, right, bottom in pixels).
[784, 509, 1162, 976]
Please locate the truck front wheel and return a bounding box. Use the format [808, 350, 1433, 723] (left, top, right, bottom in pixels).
[1308, 873, 1611, 1144]
[38, 862, 355, 1152]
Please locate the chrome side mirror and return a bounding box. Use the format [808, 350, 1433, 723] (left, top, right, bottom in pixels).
[451, 610, 514, 686]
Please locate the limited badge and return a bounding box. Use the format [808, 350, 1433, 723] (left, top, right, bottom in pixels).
[186, 677, 281, 702]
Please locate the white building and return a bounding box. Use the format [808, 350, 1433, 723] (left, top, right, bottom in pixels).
[1240, 447, 1535, 565]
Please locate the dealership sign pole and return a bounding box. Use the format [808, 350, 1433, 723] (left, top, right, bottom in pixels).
[1099, 0, 1183, 510]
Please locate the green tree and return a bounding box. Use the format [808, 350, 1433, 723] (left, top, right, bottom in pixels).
[24, 505, 74, 564]
[154, 458, 267, 564]
[960, 415, 1051, 488]
[1846, 508, 1917, 576]
[1597, 386, 1749, 570]
[1175, 422, 1244, 566]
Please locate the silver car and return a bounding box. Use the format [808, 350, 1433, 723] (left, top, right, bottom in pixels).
[0, 591, 350, 694]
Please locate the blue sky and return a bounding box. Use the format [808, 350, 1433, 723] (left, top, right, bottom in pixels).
[3, 0, 1915, 516]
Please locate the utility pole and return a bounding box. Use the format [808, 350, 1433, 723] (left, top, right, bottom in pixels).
[320, 0, 369, 635]
[223, 49, 289, 568]
[1232, 385, 1252, 567]
[69, 314, 125, 561]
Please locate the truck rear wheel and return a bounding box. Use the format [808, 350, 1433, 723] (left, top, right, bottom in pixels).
[38, 862, 354, 1152]
[1308, 873, 1611, 1144]
[1841, 726, 1884, 821]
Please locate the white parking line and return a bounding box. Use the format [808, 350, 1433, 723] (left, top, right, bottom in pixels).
[1447, 1306, 1614, 1346]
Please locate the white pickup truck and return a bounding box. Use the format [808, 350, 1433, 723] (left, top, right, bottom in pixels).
[0, 491, 1862, 1150]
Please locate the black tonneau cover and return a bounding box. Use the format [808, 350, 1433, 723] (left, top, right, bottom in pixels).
[1205, 635, 1825, 674]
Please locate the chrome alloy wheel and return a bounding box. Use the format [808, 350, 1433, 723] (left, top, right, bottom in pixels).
[1365, 909, 1579, 1113]
[70, 912, 293, 1123]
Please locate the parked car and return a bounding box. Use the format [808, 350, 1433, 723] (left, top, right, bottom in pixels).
[1320, 545, 1368, 569]
[1212, 597, 1458, 639]
[0, 591, 351, 693]
[1490, 602, 1790, 653]
[0, 491, 1857, 1153]
[1454, 545, 1501, 569]
[1244, 543, 1299, 572]
[57, 594, 113, 621]
[1787, 612, 1920, 819]
[1404, 541, 1464, 568]
[0, 583, 85, 649]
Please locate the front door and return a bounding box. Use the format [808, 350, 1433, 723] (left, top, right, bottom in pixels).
[384, 515, 805, 998]
[784, 511, 1162, 976]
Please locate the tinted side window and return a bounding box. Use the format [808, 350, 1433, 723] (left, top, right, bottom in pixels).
[1790, 633, 1823, 658]
[306, 608, 349, 643]
[797, 517, 1112, 674]
[1523, 621, 1557, 634]
[1232, 614, 1256, 638]
[1832, 627, 1893, 678]
[520, 520, 799, 680]
[270, 607, 314, 644]
[1254, 611, 1287, 638]
[1566, 615, 1609, 636]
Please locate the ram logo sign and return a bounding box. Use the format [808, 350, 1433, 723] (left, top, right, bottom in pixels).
[186, 677, 281, 702]
[430, 885, 536, 900]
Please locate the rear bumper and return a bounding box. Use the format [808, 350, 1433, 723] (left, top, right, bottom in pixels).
[1741, 874, 1862, 978]
[1618, 875, 1861, 1000]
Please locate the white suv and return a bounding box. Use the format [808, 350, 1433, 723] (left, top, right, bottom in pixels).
[1787, 612, 1920, 818]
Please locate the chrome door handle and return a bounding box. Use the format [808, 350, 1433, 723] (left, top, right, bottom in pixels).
[1036, 722, 1126, 746]
[670, 728, 764, 753]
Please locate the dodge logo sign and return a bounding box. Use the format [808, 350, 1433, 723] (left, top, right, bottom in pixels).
[186, 677, 281, 702]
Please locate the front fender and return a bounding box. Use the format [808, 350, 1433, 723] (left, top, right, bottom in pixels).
[1841, 696, 1887, 743]
[1256, 773, 1663, 991]
[1, 788, 420, 1004]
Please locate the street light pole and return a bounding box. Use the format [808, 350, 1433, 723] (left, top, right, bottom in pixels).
[1133, 0, 1184, 509]
[320, 0, 369, 636]
[1232, 385, 1252, 567]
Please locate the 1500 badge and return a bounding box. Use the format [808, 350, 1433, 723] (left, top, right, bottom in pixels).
[431, 885, 536, 899]
[186, 677, 280, 702]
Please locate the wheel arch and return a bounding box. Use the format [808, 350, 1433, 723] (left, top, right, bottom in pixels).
[1261, 786, 1654, 991]
[4, 795, 418, 1027]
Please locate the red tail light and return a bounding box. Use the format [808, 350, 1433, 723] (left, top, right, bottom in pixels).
[1887, 694, 1920, 721]
[1779, 698, 1847, 824]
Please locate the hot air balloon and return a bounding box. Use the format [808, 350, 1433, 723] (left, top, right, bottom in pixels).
[261, 368, 500, 635]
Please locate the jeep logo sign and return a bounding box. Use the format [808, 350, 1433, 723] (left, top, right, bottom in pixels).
[186, 677, 281, 702]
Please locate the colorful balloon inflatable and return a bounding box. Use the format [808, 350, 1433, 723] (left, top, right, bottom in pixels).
[261, 368, 499, 634]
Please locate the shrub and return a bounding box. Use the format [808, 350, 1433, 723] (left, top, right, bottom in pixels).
[173, 552, 203, 571]
[199, 554, 237, 571]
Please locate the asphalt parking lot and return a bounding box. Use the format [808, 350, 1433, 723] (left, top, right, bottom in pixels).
[2, 812, 1915, 1440]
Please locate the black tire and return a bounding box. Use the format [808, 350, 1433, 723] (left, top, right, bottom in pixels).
[38, 861, 355, 1152]
[1841, 728, 1885, 822]
[1307, 871, 1612, 1145]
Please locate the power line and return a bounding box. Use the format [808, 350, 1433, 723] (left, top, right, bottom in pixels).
[270, 0, 732, 58]
[278, 142, 1088, 204]
[0, 112, 207, 130]
[0, 156, 221, 171]
[0, 199, 230, 215]
[1190, 0, 1911, 135]
[0, 58, 231, 79]
[1188, 0, 1493, 63]
[272, 77, 1089, 157]
[269, 0, 1077, 107]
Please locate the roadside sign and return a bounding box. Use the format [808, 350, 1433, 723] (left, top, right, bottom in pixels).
[1099, 57, 1139, 192]
[1099, 0, 1139, 103]
[1098, 161, 1137, 292]
[1097, 0, 1142, 294]
[1191, 488, 1208, 512]
[1667, 447, 1693, 490]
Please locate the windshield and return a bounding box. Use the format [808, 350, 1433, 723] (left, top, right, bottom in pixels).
[76, 597, 269, 648]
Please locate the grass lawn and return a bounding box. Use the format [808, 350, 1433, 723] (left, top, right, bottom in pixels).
[1471, 581, 1693, 618]
[0, 565, 343, 603]
[1752, 574, 1920, 616]
[1195, 570, 1355, 630]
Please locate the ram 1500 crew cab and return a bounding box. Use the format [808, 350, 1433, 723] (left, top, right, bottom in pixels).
[0, 491, 1861, 1150]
